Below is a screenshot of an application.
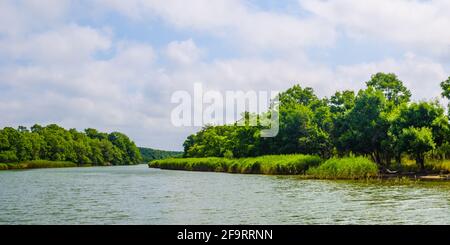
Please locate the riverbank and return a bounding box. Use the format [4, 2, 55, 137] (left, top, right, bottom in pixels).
[149, 155, 379, 179]
[0, 160, 151, 170]
[150, 155, 450, 181]
[0, 160, 78, 170]
[149, 154, 322, 175]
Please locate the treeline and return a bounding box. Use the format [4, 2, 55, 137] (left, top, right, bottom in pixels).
[183, 73, 450, 171]
[139, 147, 182, 162]
[0, 124, 142, 165]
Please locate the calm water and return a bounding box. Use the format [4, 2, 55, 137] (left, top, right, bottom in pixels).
[1, 164, 450, 224]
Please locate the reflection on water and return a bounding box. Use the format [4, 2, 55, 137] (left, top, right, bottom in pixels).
[0, 165, 449, 224]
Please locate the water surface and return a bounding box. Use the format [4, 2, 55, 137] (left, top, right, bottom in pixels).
[1, 165, 449, 224]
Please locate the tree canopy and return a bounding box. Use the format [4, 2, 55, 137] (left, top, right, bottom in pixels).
[139, 147, 182, 162]
[182, 72, 450, 171]
[0, 124, 142, 165]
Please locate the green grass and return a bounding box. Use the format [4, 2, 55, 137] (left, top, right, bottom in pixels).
[0, 160, 77, 170]
[306, 157, 379, 179]
[441, 161, 450, 172]
[427, 159, 450, 173]
[0, 163, 8, 170]
[149, 154, 323, 175]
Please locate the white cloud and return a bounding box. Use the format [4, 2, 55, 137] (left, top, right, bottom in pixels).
[95, 0, 450, 56]
[335, 53, 448, 101]
[1, 0, 449, 150]
[95, 0, 337, 52]
[166, 39, 203, 65]
[0, 24, 112, 64]
[301, 0, 450, 56]
[0, 0, 70, 36]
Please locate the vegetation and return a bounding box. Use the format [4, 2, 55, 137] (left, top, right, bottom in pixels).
[0, 124, 142, 169]
[0, 160, 77, 170]
[150, 154, 322, 175]
[441, 77, 450, 118]
[306, 157, 379, 179]
[139, 147, 182, 162]
[182, 73, 450, 173]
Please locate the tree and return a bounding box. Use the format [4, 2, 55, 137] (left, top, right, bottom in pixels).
[329, 90, 355, 114]
[399, 127, 435, 171]
[108, 132, 142, 164]
[0, 124, 142, 165]
[279, 85, 318, 107]
[0, 128, 18, 162]
[441, 76, 450, 118]
[180, 74, 449, 173]
[183, 135, 196, 157]
[85, 128, 108, 140]
[336, 87, 390, 165]
[366, 73, 411, 105]
[394, 101, 448, 146]
[229, 125, 260, 158]
[441, 76, 450, 99]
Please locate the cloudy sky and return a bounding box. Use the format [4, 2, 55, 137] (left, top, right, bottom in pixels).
[0, 0, 449, 150]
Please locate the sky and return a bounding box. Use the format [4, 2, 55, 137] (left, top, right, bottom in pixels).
[0, 0, 449, 151]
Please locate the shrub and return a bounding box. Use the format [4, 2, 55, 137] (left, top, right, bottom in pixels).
[307, 157, 379, 179]
[0, 163, 9, 170]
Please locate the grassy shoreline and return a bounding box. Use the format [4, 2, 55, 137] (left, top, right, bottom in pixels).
[150, 155, 379, 179]
[306, 157, 378, 179]
[150, 155, 450, 181]
[149, 154, 322, 175]
[0, 160, 78, 170]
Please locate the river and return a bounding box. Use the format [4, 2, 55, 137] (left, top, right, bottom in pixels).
[0, 164, 449, 224]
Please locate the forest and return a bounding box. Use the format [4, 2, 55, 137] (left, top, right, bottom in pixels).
[182, 73, 450, 172]
[0, 124, 142, 166]
[139, 147, 182, 162]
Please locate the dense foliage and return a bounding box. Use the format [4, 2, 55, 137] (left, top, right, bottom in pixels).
[183, 73, 450, 171]
[139, 147, 182, 162]
[0, 124, 142, 165]
[150, 154, 322, 174]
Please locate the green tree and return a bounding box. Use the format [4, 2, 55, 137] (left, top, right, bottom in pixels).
[329, 90, 355, 114]
[441, 76, 450, 99]
[399, 127, 435, 171]
[279, 85, 318, 107]
[336, 87, 390, 165]
[441, 76, 450, 118]
[180, 74, 449, 172]
[108, 132, 142, 164]
[0, 124, 142, 166]
[0, 128, 18, 162]
[85, 128, 108, 140]
[394, 101, 448, 146]
[366, 72, 411, 105]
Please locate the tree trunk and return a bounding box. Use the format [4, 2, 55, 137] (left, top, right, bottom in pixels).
[395, 153, 402, 169]
[416, 154, 425, 172]
[374, 151, 382, 166]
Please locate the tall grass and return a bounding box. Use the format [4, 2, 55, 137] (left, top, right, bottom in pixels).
[428, 159, 450, 173]
[0, 163, 8, 170]
[441, 161, 450, 172]
[0, 160, 77, 170]
[306, 157, 379, 179]
[149, 154, 323, 175]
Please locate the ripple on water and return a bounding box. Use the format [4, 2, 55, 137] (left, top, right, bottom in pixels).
[1, 165, 450, 224]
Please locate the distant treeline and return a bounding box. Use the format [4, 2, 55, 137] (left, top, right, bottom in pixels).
[139, 147, 182, 162]
[183, 73, 450, 171]
[0, 124, 142, 165]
